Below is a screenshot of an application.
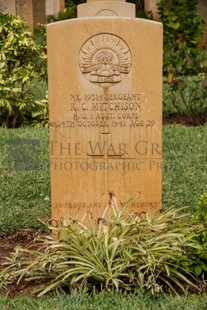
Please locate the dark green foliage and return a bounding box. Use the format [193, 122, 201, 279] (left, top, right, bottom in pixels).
[130, 0, 149, 18]
[34, 23, 47, 49]
[157, 0, 205, 75]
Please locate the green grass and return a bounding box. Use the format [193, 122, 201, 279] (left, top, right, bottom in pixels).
[0, 291, 207, 310]
[0, 125, 206, 234]
[163, 125, 207, 208]
[0, 127, 50, 235]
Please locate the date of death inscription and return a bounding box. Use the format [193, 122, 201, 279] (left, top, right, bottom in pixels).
[49, 93, 156, 128]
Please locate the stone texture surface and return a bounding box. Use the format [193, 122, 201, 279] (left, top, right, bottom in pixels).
[78, 2, 135, 18]
[144, 0, 159, 20]
[16, 0, 33, 31]
[8, 0, 46, 32]
[48, 14, 163, 224]
[46, 0, 65, 16]
[0, 0, 16, 14]
[0, 0, 7, 12]
[33, 0, 46, 26]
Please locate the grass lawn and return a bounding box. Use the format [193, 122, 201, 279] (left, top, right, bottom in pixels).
[0, 124, 206, 234]
[163, 125, 207, 208]
[0, 291, 207, 310]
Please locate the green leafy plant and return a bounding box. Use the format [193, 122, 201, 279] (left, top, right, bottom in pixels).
[0, 13, 47, 127]
[31, 89, 49, 127]
[164, 75, 207, 124]
[189, 193, 207, 278]
[0, 199, 199, 297]
[34, 23, 47, 50]
[158, 1, 207, 125]
[193, 193, 207, 223]
[157, 0, 205, 75]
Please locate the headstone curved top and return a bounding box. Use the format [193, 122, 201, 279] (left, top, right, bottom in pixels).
[47, 0, 163, 224]
[78, 0, 135, 18]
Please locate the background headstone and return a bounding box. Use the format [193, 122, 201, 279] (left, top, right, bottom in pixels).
[46, 0, 65, 17]
[0, 0, 7, 12]
[16, 0, 34, 31]
[78, 0, 135, 18]
[48, 0, 163, 224]
[0, 0, 16, 14]
[33, 0, 46, 26]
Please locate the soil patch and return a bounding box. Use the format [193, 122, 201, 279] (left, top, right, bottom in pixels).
[163, 113, 207, 126]
[0, 231, 46, 298]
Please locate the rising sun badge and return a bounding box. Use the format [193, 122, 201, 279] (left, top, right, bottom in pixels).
[79, 34, 131, 88]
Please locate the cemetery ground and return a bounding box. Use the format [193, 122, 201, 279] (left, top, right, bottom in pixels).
[0, 124, 207, 309]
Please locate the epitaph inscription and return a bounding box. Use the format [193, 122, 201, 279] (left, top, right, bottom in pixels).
[79, 34, 131, 87]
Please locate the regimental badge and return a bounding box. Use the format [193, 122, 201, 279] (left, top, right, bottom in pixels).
[79, 34, 131, 88]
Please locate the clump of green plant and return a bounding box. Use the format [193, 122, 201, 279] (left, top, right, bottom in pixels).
[188, 193, 207, 278]
[0, 199, 200, 297]
[163, 74, 207, 124]
[159, 1, 207, 124]
[31, 90, 49, 127]
[193, 193, 207, 223]
[34, 23, 47, 50]
[0, 13, 47, 127]
[157, 0, 205, 75]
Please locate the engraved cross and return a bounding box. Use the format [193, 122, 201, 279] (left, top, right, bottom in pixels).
[87, 132, 125, 194]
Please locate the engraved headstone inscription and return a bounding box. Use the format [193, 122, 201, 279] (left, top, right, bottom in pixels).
[47, 0, 163, 224]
